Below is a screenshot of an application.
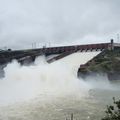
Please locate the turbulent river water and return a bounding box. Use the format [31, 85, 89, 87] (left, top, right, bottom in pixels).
[0, 52, 120, 120]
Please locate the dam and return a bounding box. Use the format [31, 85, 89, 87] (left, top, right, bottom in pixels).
[0, 39, 120, 80]
[0, 39, 115, 65]
[0, 40, 120, 120]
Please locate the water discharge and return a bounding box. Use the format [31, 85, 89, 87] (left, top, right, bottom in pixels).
[0, 51, 120, 120]
[0, 52, 99, 105]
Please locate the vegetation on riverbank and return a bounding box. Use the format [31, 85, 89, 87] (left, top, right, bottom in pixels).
[78, 48, 120, 80]
[102, 98, 120, 120]
[65, 98, 120, 120]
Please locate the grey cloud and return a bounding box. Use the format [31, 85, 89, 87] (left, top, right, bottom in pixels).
[0, 0, 120, 49]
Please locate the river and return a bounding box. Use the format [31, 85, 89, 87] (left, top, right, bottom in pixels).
[0, 52, 120, 120]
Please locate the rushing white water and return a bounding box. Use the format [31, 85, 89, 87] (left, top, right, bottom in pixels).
[0, 51, 120, 120]
[0, 52, 99, 105]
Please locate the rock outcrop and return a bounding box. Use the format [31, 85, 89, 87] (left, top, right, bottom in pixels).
[78, 48, 120, 80]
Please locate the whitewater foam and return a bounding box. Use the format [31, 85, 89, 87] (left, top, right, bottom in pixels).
[0, 52, 100, 105]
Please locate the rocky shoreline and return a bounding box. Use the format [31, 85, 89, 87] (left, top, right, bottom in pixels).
[77, 48, 120, 80]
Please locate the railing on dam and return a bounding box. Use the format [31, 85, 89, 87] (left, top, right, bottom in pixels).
[27, 42, 110, 56]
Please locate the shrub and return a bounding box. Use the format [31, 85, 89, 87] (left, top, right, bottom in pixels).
[102, 97, 120, 120]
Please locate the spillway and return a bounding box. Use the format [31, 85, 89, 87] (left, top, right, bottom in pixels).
[0, 51, 120, 120]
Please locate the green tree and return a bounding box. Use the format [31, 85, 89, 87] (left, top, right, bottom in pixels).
[102, 97, 120, 120]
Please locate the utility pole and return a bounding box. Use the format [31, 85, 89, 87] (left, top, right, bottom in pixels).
[32, 42, 37, 49]
[49, 41, 50, 47]
[117, 34, 120, 43]
[32, 43, 33, 49]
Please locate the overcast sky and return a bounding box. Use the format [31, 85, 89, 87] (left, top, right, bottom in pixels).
[0, 0, 120, 49]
